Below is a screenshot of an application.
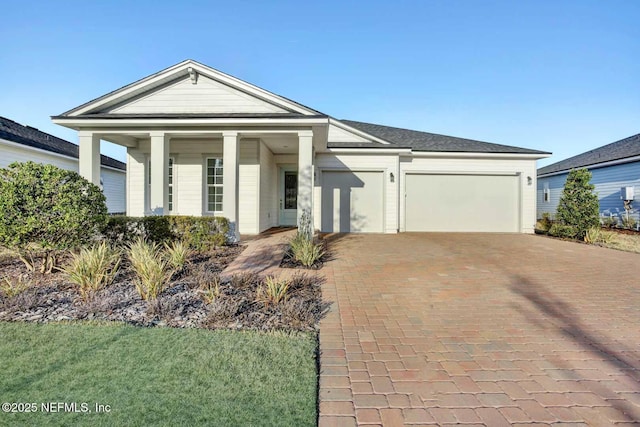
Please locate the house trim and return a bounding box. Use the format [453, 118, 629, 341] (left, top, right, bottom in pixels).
[538, 154, 640, 178]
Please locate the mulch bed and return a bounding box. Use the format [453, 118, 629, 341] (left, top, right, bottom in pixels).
[0, 245, 326, 332]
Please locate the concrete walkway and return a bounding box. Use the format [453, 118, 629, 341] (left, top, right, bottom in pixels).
[318, 233, 640, 426]
[220, 227, 296, 281]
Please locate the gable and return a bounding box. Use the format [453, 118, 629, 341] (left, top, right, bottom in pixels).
[327, 123, 373, 143]
[105, 74, 289, 115]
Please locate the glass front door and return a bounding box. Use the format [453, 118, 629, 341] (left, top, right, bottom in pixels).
[279, 168, 297, 226]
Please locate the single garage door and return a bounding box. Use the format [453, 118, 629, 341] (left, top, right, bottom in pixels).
[405, 173, 520, 232]
[321, 171, 384, 233]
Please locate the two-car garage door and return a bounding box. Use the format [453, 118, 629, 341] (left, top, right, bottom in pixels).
[405, 173, 520, 232]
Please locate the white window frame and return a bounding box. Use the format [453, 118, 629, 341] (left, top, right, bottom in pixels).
[205, 157, 224, 213]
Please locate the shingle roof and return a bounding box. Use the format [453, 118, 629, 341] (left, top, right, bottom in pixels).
[338, 120, 549, 154]
[0, 117, 126, 171]
[538, 133, 640, 176]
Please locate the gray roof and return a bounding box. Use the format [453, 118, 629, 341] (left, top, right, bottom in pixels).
[0, 117, 126, 171]
[339, 120, 549, 154]
[538, 133, 640, 176]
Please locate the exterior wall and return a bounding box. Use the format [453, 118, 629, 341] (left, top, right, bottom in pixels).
[128, 138, 261, 234]
[259, 141, 277, 232]
[109, 75, 287, 115]
[400, 156, 538, 233]
[0, 139, 126, 213]
[327, 124, 372, 143]
[538, 161, 640, 221]
[315, 153, 399, 233]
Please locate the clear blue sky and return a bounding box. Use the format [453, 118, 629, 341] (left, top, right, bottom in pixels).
[1, 0, 638, 167]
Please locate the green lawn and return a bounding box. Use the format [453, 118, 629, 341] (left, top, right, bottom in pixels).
[0, 322, 317, 426]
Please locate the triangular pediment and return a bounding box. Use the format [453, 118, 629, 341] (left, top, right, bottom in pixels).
[61, 60, 321, 117]
[105, 74, 289, 115]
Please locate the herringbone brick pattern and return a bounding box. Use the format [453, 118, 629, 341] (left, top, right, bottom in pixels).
[318, 233, 640, 426]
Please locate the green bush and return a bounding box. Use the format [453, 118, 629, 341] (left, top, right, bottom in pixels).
[104, 216, 228, 250]
[536, 212, 553, 232]
[621, 214, 637, 230]
[0, 162, 107, 273]
[556, 168, 600, 240]
[548, 223, 578, 239]
[63, 242, 121, 301]
[600, 215, 618, 228]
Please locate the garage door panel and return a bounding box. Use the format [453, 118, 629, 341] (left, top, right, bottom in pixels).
[405, 174, 519, 232]
[322, 171, 383, 233]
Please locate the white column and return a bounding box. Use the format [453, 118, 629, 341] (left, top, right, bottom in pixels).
[78, 130, 101, 186]
[223, 131, 240, 241]
[149, 131, 170, 215]
[298, 130, 314, 237]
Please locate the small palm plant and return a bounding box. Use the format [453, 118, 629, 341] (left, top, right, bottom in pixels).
[63, 242, 121, 301]
[256, 275, 290, 307]
[164, 240, 191, 271]
[128, 237, 172, 300]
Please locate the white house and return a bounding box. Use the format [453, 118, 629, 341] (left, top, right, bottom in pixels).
[538, 133, 640, 222]
[52, 60, 549, 239]
[0, 116, 126, 213]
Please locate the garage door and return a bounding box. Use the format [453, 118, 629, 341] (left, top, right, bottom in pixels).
[405, 174, 520, 232]
[321, 171, 384, 233]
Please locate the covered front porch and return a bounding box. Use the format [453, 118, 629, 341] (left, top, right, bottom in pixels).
[76, 127, 317, 241]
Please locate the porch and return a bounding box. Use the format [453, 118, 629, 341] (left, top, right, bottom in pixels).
[77, 128, 316, 240]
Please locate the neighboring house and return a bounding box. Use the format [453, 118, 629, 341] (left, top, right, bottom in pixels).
[537, 133, 640, 221]
[0, 116, 126, 213]
[52, 59, 549, 239]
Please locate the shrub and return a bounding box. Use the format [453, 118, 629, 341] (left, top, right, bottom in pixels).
[0, 162, 108, 273]
[536, 213, 553, 232]
[584, 226, 618, 245]
[289, 233, 325, 268]
[621, 214, 637, 230]
[256, 276, 290, 307]
[0, 275, 33, 298]
[601, 215, 618, 228]
[128, 238, 172, 300]
[104, 216, 229, 250]
[199, 274, 222, 304]
[164, 240, 190, 271]
[556, 168, 600, 240]
[63, 242, 121, 301]
[548, 223, 578, 239]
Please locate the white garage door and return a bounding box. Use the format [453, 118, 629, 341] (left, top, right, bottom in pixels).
[321, 171, 384, 233]
[405, 174, 520, 232]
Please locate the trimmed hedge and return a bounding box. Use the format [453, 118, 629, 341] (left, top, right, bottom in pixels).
[104, 216, 229, 250]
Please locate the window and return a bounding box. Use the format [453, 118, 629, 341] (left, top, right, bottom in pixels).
[168, 157, 174, 212]
[206, 158, 223, 212]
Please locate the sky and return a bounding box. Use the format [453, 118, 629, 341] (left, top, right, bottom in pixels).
[1, 0, 638, 168]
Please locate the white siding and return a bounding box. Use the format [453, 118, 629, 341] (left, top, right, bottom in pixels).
[315, 153, 398, 233]
[259, 141, 277, 232]
[238, 140, 260, 234]
[128, 138, 261, 234]
[400, 156, 538, 233]
[327, 124, 373, 143]
[126, 147, 146, 216]
[537, 161, 640, 222]
[1, 139, 126, 214]
[110, 75, 288, 114]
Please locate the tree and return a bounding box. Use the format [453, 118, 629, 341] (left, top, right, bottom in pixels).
[556, 168, 600, 240]
[0, 162, 108, 273]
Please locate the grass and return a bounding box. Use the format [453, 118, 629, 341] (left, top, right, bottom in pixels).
[598, 232, 640, 253]
[0, 322, 317, 426]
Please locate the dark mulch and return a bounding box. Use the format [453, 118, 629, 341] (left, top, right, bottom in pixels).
[0, 245, 326, 331]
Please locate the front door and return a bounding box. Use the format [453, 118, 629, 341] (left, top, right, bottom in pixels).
[279, 168, 297, 226]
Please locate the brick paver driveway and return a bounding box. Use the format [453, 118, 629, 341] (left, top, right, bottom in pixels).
[318, 233, 640, 426]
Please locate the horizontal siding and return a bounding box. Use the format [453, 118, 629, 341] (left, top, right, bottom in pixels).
[327, 124, 372, 143]
[111, 75, 287, 114]
[401, 156, 537, 233]
[1, 140, 126, 213]
[259, 141, 277, 232]
[315, 153, 398, 233]
[538, 161, 640, 222]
